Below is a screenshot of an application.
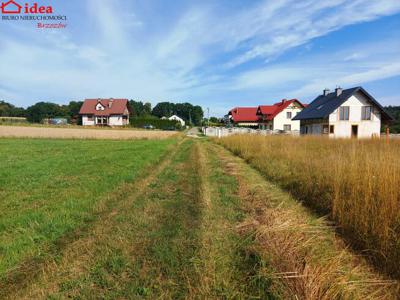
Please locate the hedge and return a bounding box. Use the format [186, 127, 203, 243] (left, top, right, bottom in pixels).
[130, 117, 182, 130]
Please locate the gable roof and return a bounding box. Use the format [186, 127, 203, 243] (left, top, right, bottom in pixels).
[229, 107, 259, 122]
[79, 99, 129, 116]
[257, 99, 305, 121]
[293, 87, 393, 121]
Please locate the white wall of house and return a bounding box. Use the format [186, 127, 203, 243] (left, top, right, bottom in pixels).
[109, 115, 123, 126]
[82, 115, 128, 126]
[168, 115, 185, 126]
[273, 103, 303, 131]
[82, 115, 95, 126]
[328, 91, 381, 138]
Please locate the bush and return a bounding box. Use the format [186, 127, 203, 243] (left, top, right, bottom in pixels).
[130, 117, 181, 130]
[0, 117, 28, 124]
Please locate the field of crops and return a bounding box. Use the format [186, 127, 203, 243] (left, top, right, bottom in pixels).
[1, 136, 399, 299]
[0, 125, 177, 139]
[218, 135, 400, 277]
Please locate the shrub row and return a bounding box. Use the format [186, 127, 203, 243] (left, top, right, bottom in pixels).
[130, 117, 182, 130]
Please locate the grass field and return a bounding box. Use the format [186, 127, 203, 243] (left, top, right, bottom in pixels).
[218, 135, 400, 278]
[0, 138, 175, 280]
[1, 136, 399, 299]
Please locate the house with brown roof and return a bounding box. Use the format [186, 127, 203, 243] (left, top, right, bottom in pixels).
[257, 99, 306, 131]
[79, 99, 130, 126]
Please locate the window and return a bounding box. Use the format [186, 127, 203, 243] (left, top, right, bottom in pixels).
[339, 106, 350, 120]
[87, 115, 93, 121]
[362, 106, 372, 120]
[323, 125, 329, 134]
[329, 125, 334, 134]
[284, 124, 291, 131]
[286, 112, 292, 119]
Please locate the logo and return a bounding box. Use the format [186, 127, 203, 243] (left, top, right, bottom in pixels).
[1, 0, 53, 14]
[1, 0, 22, 14]
[1, 0, 67, 29]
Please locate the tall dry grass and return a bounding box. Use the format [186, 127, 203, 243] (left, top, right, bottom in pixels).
[218, 135, 400, 277]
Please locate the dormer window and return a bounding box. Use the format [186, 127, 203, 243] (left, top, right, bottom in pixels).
[96, 102, 105, 111]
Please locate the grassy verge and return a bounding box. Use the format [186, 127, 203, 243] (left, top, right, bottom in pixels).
[0, 138, 175, 280]
[209, 141, 399, 299]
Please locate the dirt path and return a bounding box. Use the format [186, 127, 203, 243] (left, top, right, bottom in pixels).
[0, 125, 177, 139]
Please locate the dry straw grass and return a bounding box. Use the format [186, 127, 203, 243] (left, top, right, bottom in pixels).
[218, 135, 400, 278]
[0, 125, 177, 139]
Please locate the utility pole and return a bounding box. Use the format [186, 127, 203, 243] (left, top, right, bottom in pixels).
[207, 107, 210, 127]
[189, 110, 192, 126]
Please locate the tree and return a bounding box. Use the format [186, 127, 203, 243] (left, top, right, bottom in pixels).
[129, 100, 153, 117]
[152, 102, 204, 126]
[143, 102, 152, 115]
[191, 105, 204, 126]
[384, 106, 400, 133]
[0, 100, 26, 117]
[67, 101, 83, 118]
[152, 102, 175, 118]
[26, 102, 67, 123]
[209, 117, 219, 123]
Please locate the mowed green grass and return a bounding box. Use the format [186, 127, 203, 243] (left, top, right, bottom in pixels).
[0, 138, 175, 277]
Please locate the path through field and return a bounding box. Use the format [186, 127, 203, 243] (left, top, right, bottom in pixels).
[2, 138, 399, 299]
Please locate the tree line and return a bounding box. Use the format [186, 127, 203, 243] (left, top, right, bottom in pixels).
[0, 100, 204, 126]
[384, 106, 400, 133]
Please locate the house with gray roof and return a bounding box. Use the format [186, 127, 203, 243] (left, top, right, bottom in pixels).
[293, 87, 393, 138]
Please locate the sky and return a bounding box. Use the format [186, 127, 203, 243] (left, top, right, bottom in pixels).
[0, 0, 400, 116]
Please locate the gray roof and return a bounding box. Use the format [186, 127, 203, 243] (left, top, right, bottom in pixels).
[293, 86, 393, 121]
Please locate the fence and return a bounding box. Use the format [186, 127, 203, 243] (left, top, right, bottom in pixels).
[202, 127, 300, 138]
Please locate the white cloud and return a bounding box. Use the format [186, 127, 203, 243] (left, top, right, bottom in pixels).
[225, 0, 400, 67]
[0, 0, 399, 110]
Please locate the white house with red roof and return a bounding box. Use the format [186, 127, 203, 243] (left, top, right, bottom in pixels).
[257, 99, 306, 131]
[227, 99, 306, 130]
[79, 99, 130, 126]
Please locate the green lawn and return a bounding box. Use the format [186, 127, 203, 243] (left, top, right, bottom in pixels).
[0, 138, 175, 277]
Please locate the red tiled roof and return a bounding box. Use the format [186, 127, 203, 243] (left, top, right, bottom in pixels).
[79, 99, 129, 116]
[229, 107, 259, 122]
[257, 99, 305, 121]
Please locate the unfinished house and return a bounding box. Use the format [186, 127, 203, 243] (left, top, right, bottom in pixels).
[293, 87, 392, 138]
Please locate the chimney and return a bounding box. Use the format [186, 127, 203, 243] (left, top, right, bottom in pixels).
[281, 99, 286, 104]
[335, 87, 343, 97]
[109, 98, 113, 108]
[323, 88, 330, 96]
